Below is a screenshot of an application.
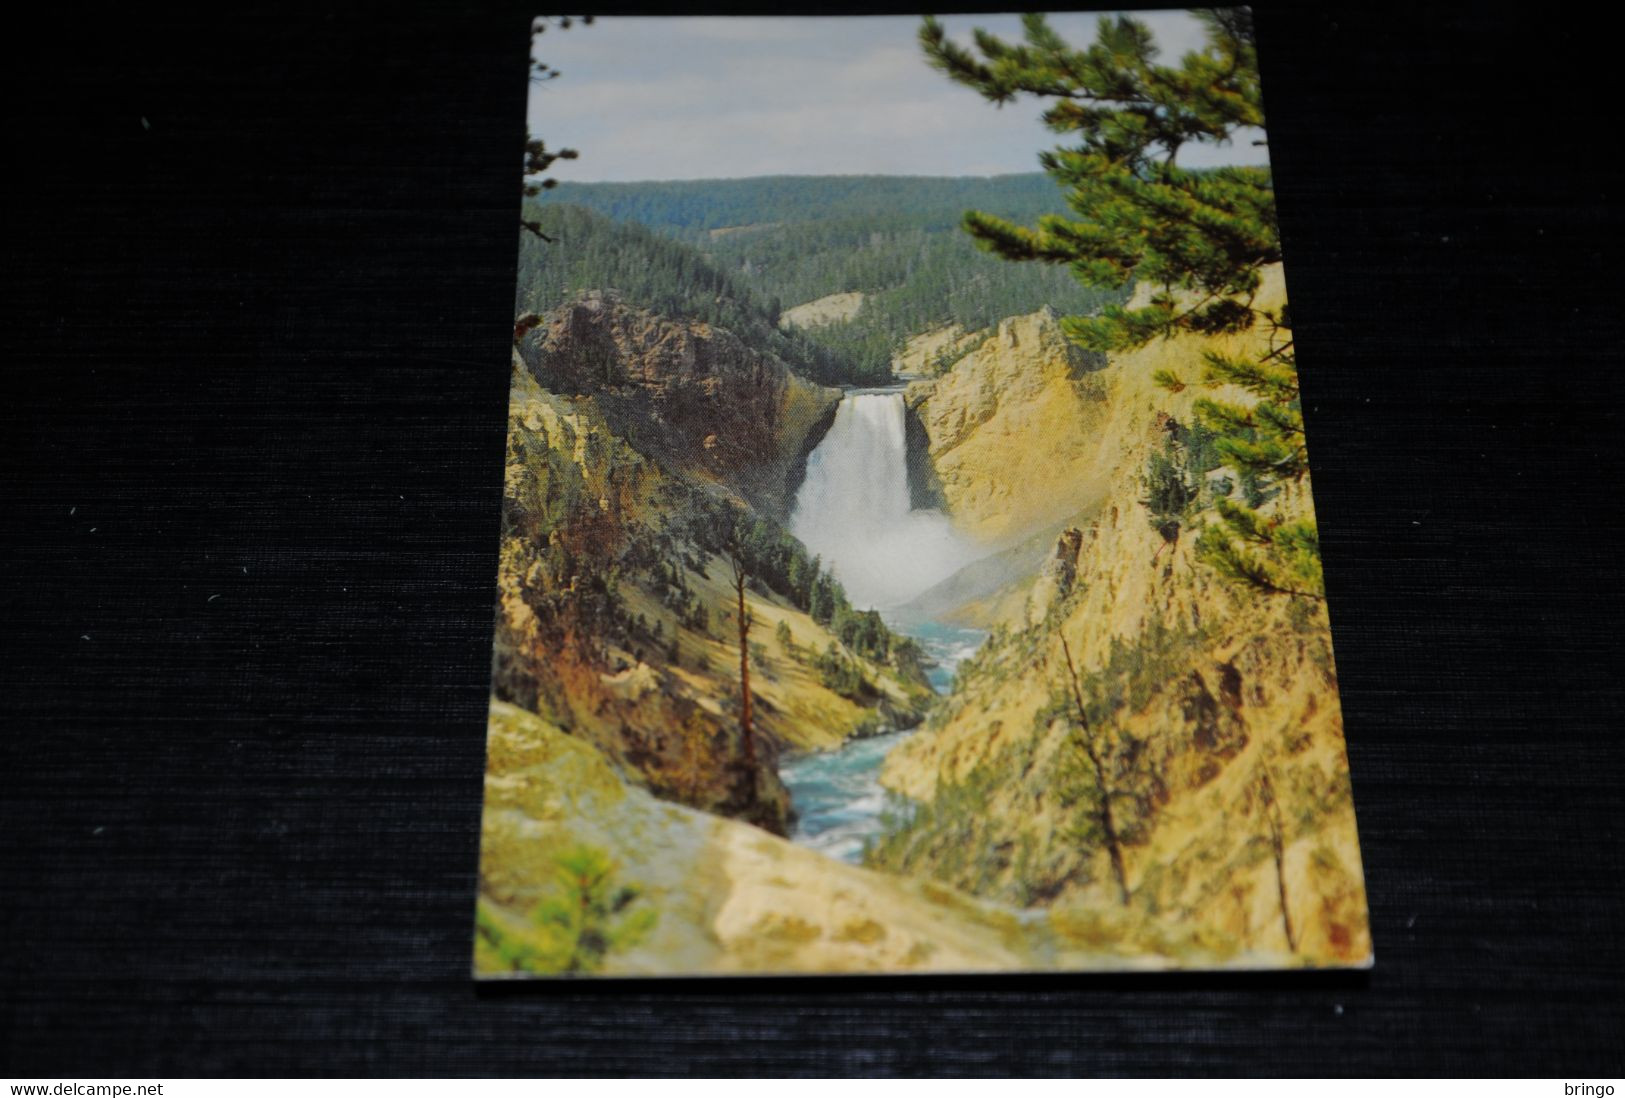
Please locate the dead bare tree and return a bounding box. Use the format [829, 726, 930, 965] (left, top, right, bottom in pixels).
[727, 550, 758, 771]
[1256, 763, 1297, 952]
[1058, 632, 1129, 905]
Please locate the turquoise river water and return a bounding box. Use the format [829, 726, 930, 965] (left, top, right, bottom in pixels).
[778, 618, 986, 864]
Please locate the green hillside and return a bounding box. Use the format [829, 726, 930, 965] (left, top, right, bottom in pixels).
[542, 173, 1066, 234]
[515, 203, 874, 384]
[536, 175, 1129, 380]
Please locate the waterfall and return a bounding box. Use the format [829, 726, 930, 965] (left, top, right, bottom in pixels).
[781, 391, 990, 862]
[789, 391, 976, 611]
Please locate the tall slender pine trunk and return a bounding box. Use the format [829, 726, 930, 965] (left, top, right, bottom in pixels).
[734, 567, 756, 769]
[1060, 633, 1129, 906]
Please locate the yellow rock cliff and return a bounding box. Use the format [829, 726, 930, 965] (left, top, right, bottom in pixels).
[872, 266, 1371, 968]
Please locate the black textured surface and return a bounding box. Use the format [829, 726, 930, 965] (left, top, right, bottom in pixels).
[4, 0, 1623, 1077]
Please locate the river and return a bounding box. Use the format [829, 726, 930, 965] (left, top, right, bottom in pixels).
[779, 618, 986, 863]
[778, 389, 988, 864]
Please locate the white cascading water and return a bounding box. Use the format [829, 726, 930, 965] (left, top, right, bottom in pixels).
[789, 391, 977, 611]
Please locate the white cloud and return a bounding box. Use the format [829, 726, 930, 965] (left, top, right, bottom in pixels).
[528, 11, 1270, 182]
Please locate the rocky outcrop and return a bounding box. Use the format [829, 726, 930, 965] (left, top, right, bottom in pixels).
[891, 322, 988, 380]
[522, 292, 840, 519]
[904, 306, 1110, 548]
[779, 291, 865, 330]
[477, 701, 1262, 976]
[902, 401, 947, 511]
[1025, 526, 1085, 627]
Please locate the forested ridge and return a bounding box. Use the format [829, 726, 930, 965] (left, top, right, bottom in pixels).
[527, 175, 1129, 383]
[515, 203, 859, 384]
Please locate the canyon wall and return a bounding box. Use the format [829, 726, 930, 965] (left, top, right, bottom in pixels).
[495, 325, 929, 836]
[873, 266, 1372, 967]
[904, 306, 1110, 549]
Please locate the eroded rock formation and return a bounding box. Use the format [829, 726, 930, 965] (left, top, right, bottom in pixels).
[521, 291, 840, 519]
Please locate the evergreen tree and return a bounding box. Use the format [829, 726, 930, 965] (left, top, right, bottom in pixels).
[535, 175, 1127, 379]
[474, 844, 655, 975]
[725, 545, 758, 774]
[920, 10, 1322, 600]
[1057, 633, 1128, 905]
[521, 16, 593, 241]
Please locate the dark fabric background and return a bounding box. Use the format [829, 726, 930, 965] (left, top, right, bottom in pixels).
[5, 0, 1622, 1077]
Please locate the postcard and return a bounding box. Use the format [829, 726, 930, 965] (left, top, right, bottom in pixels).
[475, 9, 1371, 976]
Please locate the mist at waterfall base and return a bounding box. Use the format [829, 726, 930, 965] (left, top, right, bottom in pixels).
[788, 391, 978, 613]
[780, 390, 988, 864]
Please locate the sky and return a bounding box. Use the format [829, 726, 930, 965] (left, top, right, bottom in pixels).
[526, 11, 1270, 183]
